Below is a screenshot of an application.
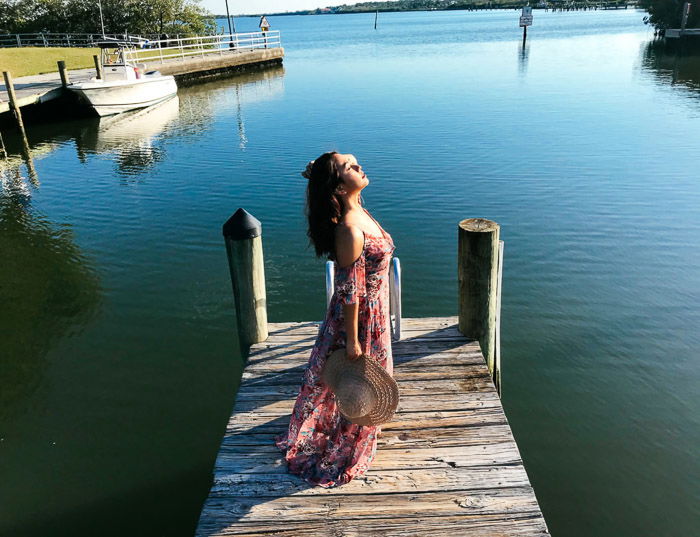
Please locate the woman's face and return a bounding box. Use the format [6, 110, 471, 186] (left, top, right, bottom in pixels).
[333, 153, 368, 193]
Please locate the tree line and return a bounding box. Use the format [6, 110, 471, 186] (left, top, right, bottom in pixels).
[268, 0, 695, 31]
[0, 0, 215, 36]
[639, 0, 698, 30]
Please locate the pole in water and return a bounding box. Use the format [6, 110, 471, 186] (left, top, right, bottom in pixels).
[2, 71, 38, 184]
[0, 131, 7, 160]
[223, 208, 268, 354]
[375, 10, 378, 29]
[458, 218, 501, 381]
[224, 0, 234, 35]
[523, 25, 527, 46]
[681, 2, 691, 33]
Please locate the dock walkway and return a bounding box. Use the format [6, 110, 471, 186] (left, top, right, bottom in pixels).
[196, 316, 549, 536]
[0, 68, 94, 114]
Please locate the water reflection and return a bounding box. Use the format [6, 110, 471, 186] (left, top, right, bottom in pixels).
[640, 40, 700, 96]
[518, 42, 530, 78]
[76, 96, 180, 177]
[176, 65, 285, 150]
[0, 66, 286, 184]
[0, 169, 101, 413]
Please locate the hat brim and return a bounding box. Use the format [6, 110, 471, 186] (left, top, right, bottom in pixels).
[322, 349, 399, 427]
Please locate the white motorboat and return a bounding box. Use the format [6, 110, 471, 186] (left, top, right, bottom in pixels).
[70, 45, 177, 117]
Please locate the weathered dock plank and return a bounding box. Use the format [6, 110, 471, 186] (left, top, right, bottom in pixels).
[195, 317, 549, 537]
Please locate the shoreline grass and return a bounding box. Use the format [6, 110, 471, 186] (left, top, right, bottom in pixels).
[0, 47, 100, 78]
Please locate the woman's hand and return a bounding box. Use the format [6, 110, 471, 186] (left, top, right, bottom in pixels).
[346, 340, 363, 361]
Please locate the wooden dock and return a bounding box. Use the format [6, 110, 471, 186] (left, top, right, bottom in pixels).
[196, 316, 549, 536]
[0, 68, 94, 115]
[1, 48, 283, 116]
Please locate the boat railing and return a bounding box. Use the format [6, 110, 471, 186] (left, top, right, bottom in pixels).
[121, 32, 282, 65]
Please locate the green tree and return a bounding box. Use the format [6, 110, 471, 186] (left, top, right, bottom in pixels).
[0, 0, 214, 36]
[640, 0, 698, 30]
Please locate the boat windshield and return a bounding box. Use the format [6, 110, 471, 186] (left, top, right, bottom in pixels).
[101, 47, 136, 66]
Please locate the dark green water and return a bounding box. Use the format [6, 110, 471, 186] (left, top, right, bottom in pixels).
[1, 9, 699, 536]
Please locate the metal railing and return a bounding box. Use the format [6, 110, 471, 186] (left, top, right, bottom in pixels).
[326, 257, 402, 342]
[122, 31, 282, 64]
[0, 32, 167, 48]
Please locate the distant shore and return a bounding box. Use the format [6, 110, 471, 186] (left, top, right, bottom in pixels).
[221, 1, 636, 19]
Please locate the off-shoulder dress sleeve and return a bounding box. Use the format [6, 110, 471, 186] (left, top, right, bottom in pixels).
[334, 253, 367, 305]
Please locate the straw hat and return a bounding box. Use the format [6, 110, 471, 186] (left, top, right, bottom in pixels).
[322, 349, 399, 426]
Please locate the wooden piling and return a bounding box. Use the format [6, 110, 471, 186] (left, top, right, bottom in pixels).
[223, 208, 268, 352]
[2, 71, 38, 183]
[458, 218, 500, 381]
[494, 240, 504, 396]
[3, 71, 26, 131]
[57, 61, 70, 87]
[93, 54, 103, 80]
[0, 131, 7, 160]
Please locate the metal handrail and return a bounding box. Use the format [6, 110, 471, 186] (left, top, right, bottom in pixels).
[389, 257, 402, 341]
[0, 32, 166, 48]
[325, 260, 335, 309]
[122, 31, 281, 64]
[325, 256, 402, 342]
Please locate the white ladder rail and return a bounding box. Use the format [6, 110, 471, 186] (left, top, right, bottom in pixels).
[325, 257, 402, 341]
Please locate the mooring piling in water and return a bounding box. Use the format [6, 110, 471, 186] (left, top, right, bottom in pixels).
[2, 70, 38, 183]
[457, 218, 502, 390]
[223, 208, 268, 352]
[0, 131, 7, 160]
[3, 71, 27, 131]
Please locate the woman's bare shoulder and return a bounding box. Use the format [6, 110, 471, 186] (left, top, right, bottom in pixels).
[335, 223, 364, 267]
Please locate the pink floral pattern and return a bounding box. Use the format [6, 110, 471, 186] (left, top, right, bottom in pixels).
[275, 212, 395, 487]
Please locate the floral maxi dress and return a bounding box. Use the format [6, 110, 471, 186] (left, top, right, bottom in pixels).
[275, 214, 395, 488]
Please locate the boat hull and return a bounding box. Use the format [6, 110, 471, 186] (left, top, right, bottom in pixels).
[70, 76, 178, 117]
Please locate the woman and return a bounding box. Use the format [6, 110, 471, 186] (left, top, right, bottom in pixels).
[275, 151, 395, 487]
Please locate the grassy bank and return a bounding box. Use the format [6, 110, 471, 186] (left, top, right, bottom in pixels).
[0, 47, 99, 77]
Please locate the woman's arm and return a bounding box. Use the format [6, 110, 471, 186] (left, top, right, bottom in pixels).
[335, 224, 365, 360]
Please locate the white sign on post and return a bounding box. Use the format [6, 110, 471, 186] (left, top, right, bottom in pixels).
[520, 6, 533, 27]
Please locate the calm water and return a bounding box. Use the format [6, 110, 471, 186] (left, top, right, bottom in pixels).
[1, 9, 699, 536]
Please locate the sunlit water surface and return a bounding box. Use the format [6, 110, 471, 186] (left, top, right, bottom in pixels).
[1, 9, 699, 537]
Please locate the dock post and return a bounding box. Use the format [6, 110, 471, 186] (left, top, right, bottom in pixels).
[93, 54, 103, 79]
[0, 131, 7, 160]
[494, 240, 504, 396]
[223, 208, 268, 353]
[3, 71, 26, 131]
[2, 70, 38, 183]
[57, 61, 70, 87]
[458, 218, 501, 383]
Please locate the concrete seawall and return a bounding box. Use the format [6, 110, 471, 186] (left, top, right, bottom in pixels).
[147, 48, 284, 81]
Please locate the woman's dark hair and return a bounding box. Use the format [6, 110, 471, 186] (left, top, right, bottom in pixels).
[306, 151, 343, 258]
